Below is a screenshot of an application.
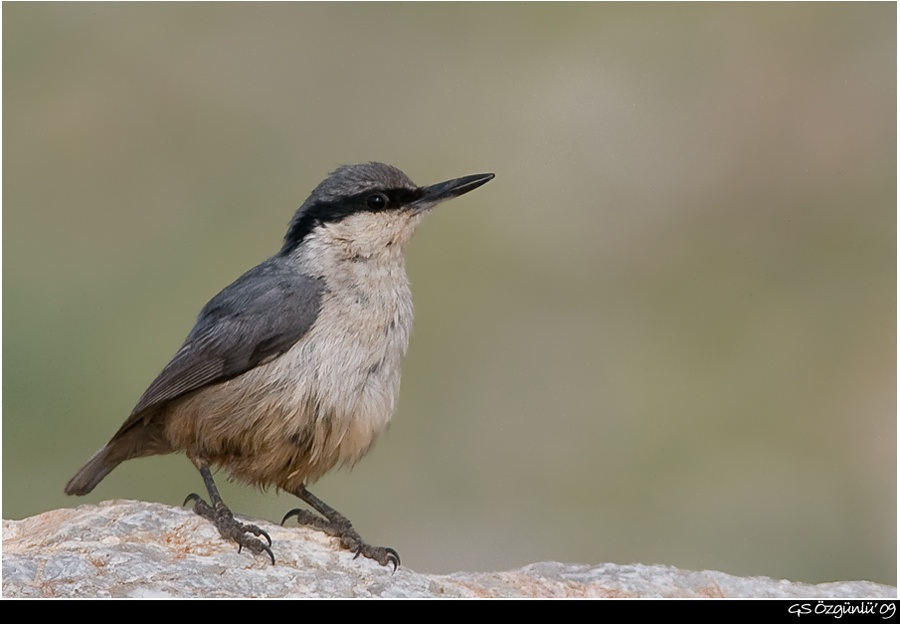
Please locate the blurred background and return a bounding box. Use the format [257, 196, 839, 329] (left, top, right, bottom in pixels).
[3, 4, 895, 584]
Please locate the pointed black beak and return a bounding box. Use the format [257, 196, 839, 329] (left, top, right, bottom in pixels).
[410, 172, 495, 211]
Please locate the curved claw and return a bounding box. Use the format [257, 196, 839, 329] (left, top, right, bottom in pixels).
[384, 547, 400, 574]
[352, 544, 401, 571]
[281, 508, 301, 526]
[183, 493, 203, 507]
[238, 541, 276, 565]
[385, 547, 401, 572]
[235, 523, 273, 557]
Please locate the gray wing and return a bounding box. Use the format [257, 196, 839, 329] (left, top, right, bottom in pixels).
[120, 258, 323, 431]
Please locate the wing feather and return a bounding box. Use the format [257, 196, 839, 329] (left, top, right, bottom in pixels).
[114, 258, 323, 437]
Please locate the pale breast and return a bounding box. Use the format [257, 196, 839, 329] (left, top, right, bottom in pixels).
[163, 256, 415, 491]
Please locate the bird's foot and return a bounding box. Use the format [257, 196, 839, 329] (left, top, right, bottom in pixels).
[282, 507, 400, 570]
[184, 493, 275, 564]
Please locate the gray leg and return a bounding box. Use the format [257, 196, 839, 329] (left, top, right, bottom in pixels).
[184, 461, 275, 564]
[282, 486, 399, 570]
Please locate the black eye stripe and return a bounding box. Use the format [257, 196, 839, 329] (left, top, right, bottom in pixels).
[280, 187, 425, 254]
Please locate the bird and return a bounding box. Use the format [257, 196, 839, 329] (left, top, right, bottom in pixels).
[65, 162, 495, 569]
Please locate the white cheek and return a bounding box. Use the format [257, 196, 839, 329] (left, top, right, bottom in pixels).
[327, 211, 425, 257]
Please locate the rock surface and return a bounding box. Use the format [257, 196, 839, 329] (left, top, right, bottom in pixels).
[3, 500, 895, 598]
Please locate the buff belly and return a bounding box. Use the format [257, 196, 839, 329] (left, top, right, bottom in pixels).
[162, 278, 412, 492]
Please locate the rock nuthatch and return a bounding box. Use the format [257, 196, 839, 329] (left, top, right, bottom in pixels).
[65, 162, 495, 568]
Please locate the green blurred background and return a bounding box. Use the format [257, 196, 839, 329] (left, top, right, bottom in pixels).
[4, 3, 895, 584]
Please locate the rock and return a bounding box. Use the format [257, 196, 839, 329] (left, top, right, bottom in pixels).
[3, 500, 895, 598]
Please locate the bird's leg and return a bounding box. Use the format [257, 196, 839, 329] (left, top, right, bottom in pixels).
[183, 459, 274, 564]
[281, 486, 400, 570]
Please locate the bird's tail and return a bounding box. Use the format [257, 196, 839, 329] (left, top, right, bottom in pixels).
[65, 415, 173, 496]
[64, 445, 123, 496]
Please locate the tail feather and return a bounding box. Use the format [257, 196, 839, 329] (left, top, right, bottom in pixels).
[65, 445, 122, 496]
[65, 414, 174, 496]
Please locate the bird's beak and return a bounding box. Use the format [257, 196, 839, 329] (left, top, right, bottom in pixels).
[409, 172, 495, 212]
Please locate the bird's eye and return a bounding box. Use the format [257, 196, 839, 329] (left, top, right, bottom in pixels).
[366, 193, 389, 210]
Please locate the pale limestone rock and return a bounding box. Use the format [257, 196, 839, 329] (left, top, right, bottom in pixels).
[3, 500, 895, 598]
